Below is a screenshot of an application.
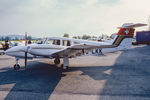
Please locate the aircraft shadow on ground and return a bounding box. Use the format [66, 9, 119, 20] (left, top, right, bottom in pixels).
[0, 46, 150, 99]
[0, 62, 62, 100]
[68, 46, 150, 98]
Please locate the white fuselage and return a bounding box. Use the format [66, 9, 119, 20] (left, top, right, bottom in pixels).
[5, 36, 133, 59]
[4, 37, 110, 59]
[5, 44, 67, 58]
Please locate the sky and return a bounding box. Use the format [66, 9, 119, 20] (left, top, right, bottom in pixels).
[0, 0, 150, 38]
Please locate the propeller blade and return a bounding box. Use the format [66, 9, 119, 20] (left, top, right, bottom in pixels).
[25, 32, 28, 69]
[25, 52, 27, 68]
[25, 32, 27, 46]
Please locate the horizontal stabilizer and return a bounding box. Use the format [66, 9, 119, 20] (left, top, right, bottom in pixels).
[118, 23, 147, 28]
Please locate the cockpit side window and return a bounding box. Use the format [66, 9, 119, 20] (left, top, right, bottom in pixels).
[37, 38, 47, 44]
[47, 40, 53, 44]
[53, 40, 56, 44]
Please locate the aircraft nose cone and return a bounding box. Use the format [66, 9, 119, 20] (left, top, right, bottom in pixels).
[5, 49, 11, 55]
[5, 46, 28, 55]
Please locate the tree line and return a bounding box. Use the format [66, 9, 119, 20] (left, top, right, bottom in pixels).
[63, 33, 109, 40]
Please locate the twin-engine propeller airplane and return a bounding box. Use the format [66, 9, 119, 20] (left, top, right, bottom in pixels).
[5, 23, 147, 70]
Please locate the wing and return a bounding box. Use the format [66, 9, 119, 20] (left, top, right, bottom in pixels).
[52, 44, 100, 58]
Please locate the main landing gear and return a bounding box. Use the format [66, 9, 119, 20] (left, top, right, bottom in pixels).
[14, 58, 20, 70]
[54, 58, 60, 65]
[61, 56, 69, 71]
[54, 57, 69, 71]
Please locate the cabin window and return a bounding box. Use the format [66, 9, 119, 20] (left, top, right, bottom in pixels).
[53, 40, 60, 45]
[63, 40, 71, 46]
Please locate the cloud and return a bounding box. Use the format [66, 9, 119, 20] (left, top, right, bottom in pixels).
[0, 0, 149, 37]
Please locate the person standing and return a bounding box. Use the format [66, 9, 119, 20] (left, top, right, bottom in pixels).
[4, 40, 9, 51]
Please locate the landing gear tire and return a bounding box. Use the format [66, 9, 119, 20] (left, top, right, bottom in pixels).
[54, 58, 60, 65]
[14, 64, 20, 70]
[61, 64, 69, 71]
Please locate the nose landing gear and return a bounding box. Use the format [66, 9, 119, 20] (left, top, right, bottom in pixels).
[14, 64, 20, 70]
[14, 58, 20, 70]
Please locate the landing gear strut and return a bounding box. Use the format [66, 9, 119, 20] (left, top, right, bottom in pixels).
[61, 56, 69, 71]
[54, 58, 60, 65]
[14, 58, 20, 70]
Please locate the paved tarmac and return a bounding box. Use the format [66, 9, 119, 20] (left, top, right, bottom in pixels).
[0, 45, 150, 100]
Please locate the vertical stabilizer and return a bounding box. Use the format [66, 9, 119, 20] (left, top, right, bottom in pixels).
[101, 23, 147, 53]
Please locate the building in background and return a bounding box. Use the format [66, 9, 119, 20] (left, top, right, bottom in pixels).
[0, 34, 37, 41]
[0, 35, 25, 41]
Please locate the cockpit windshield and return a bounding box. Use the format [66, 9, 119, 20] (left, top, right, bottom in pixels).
[36, 38, 47, 44]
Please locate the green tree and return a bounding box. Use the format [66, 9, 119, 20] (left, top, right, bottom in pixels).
[72, 36, 77, 39]
[82, 35, 91, 40]
[63, 33, 69, 38]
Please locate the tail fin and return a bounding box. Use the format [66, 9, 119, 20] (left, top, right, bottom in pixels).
[113, 23, 147, 50]
[117, 23, 147, 36]
[101, 23, 146, 53]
